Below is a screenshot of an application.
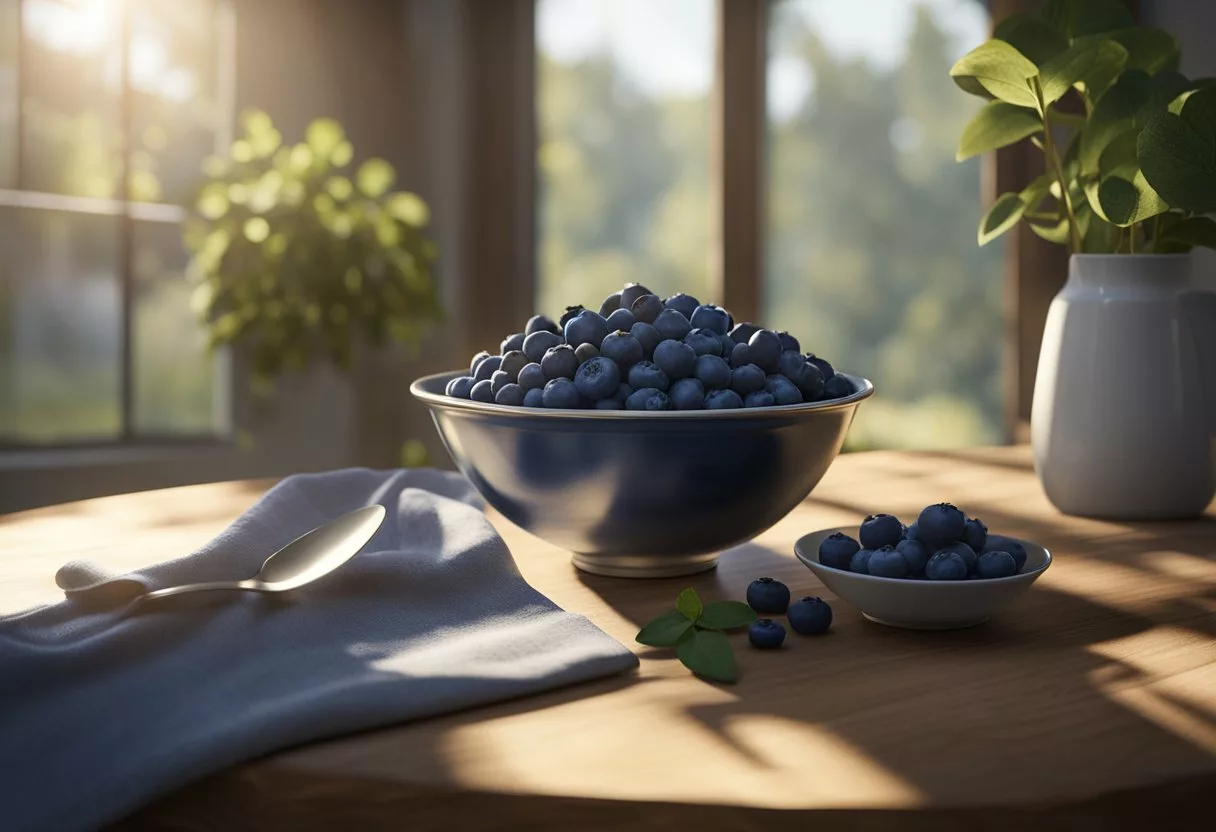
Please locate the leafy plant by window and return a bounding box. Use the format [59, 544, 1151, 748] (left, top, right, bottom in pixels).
[952, 0, 1216, 254]
[185, 110, 442, 389]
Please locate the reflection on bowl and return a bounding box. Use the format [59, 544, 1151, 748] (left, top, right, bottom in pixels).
[794, 528, 1053, 629]
[411, 370, 874, 578]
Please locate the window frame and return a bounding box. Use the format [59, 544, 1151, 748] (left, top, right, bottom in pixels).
[0, 0, 236, 451]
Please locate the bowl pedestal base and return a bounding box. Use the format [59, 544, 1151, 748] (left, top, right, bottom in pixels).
[570, 552, 719, 579]
[862, 613, 989, 630]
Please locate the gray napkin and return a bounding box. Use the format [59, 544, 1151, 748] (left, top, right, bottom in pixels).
[0, 468, 638, 832]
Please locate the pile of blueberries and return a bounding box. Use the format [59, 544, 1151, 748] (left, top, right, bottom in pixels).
[744, 577, 833, 649]
[444, 283, 855, 410]
[818, 502, 1028, 581]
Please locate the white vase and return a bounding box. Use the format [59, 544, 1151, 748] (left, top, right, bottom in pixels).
[1031, 253, 1216, 519]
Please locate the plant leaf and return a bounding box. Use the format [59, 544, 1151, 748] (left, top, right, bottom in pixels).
[1138, 89, 1216, 214]
[1070, 0, 1135, 37]
[676, 587, 703, 622]
[994, 13, 1069, 66]
[956, 102, 1042, 161]
[697, 601, 758, 632]
[979, 192, 1028, 245]
[1158, 216, 1216, 250]
[1040, 39, 1127, 105]
[950, 40, 1039, 109]
[1095, 174, 1167, 226]
[1029, 215, 1072, 244]
[1110, 27, 1180, 75]
[636, 609, 695, 647]
[675, 629, 737, 684]
[1081, 69, 1153, 173]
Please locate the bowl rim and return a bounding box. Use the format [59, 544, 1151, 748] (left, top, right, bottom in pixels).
[411, 370, 875, 420]
[793, 527, 1053, 586]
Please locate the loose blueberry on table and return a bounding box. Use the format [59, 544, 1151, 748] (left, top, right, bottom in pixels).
[444, 283, 858, 409]
[787, 597, 833, 635]
[748, 619, 787, 649]
[746, 577, 791, 614]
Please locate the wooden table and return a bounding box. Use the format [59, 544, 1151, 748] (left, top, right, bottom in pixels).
[2, 446, 1214, 831]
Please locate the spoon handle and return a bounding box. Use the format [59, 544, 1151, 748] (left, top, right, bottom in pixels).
[141, 579, 261, 601]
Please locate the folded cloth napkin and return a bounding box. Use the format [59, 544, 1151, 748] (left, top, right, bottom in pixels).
[0, 468, 638, 832]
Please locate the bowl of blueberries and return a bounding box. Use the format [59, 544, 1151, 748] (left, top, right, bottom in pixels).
[793, 503, 1052, 629]
[411, 283, 873, 578]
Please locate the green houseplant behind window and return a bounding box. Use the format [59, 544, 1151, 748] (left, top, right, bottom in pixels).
[185, 110, 442, 391]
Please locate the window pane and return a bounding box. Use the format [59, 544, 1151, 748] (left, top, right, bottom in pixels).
[132, 219, 223, 435]
[21, 0, 123, 197]
[765, 0, 1004, 449]
[536, 0, 714, 317]
[128, 0, 222, 205]
[0, 206, 121, 442]
[0, 0, 17, 188]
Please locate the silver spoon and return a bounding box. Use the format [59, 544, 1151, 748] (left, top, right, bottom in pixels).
[60, 505, 386, 603]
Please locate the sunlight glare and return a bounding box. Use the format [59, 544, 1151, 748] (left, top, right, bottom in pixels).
[24, 0, 118, 55]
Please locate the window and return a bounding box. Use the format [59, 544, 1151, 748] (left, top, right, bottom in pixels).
[0, 0, 230, 446]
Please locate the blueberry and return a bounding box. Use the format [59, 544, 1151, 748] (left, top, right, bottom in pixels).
[859, 513, 903, 549]
[470, 350, 491, 374]
[867, 545, 909, 578]
[935, 541, 978, 575]
[605, 308, 635, 333]
[625, 387, 671, 411]
[653, 339, 697, 379]
[669, 377, 705, 410]
[746, 577, 791, 613]
[917, 503, 966, 543]
[731, 363, 766, 396]
[627, 360, 669, 392]
[574, 356, 621, 401]
[895, 538, 929, 576]
[749, 619, 787, 649]
[705, 389, 744, 409]
[818, 532, 860, 570]
[743, 390, 775, 408]
[446, 376, 476, 398]
[565, 309, 609, 349]
[653, 307, 692, 341]
[574, 342, 600, 364]
[694, 354, 732, 390]
[541, 344, 579, 380]
[663, 293, 700, 319]
[684, 328, 723, 357]
[729, 342, 751, 368]
[494, 383, 525, 406]
[500, 349, 528, 380]
[518, 362, 546, 390]
[600, 330, 643, 368]
[615, 383, 634, 402]
[787, 596, 832, 635]
[849, 548, 874, 574]
[778, 350, 825, 399]
[620, 283, 653, 311]
[630, 322, 661, 357]
[822, 374, 854, 399]
[594, 398, 623, 410]
[729, 322, 760, 345]
[776, 331, 800, 352]
[925, 551, 968, 581]
[598, 292, 622, 317]
[764, 374, 803, 405]
[542, 377, 580, 408]
[690, 304, 730, 335]
[523, 330, 563, 363]
[630, 293, 663, 324]
[523, 387, 545, 407]
[490, 370, 511, 396]
[963, 517, 988, 552]
[747, 330, 782, 373]
[983, 535, 1027, 571]
[559, 305, 585, 328]
[473, 355, 502, 381]
[977, 550, 1017, 579]
[500, 332, 526, 353]
[905, 520, 920, 541]
[806, 352, 834, 379]
[470, 379, 495, 403]
[525, 315, 560, 336]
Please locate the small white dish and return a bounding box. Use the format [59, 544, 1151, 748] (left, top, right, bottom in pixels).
[793, 529, 1053, 630]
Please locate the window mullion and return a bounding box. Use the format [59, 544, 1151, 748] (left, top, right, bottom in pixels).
[118, 0, 135, 440]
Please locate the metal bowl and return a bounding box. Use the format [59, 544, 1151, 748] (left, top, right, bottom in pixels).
[411, 370, 874, 578]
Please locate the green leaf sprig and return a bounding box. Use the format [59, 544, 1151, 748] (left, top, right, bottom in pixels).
[635, 588, 757, 684]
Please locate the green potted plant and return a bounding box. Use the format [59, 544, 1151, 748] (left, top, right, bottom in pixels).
[951, 0, 1216, 518]
[185, 110, 441, 393]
